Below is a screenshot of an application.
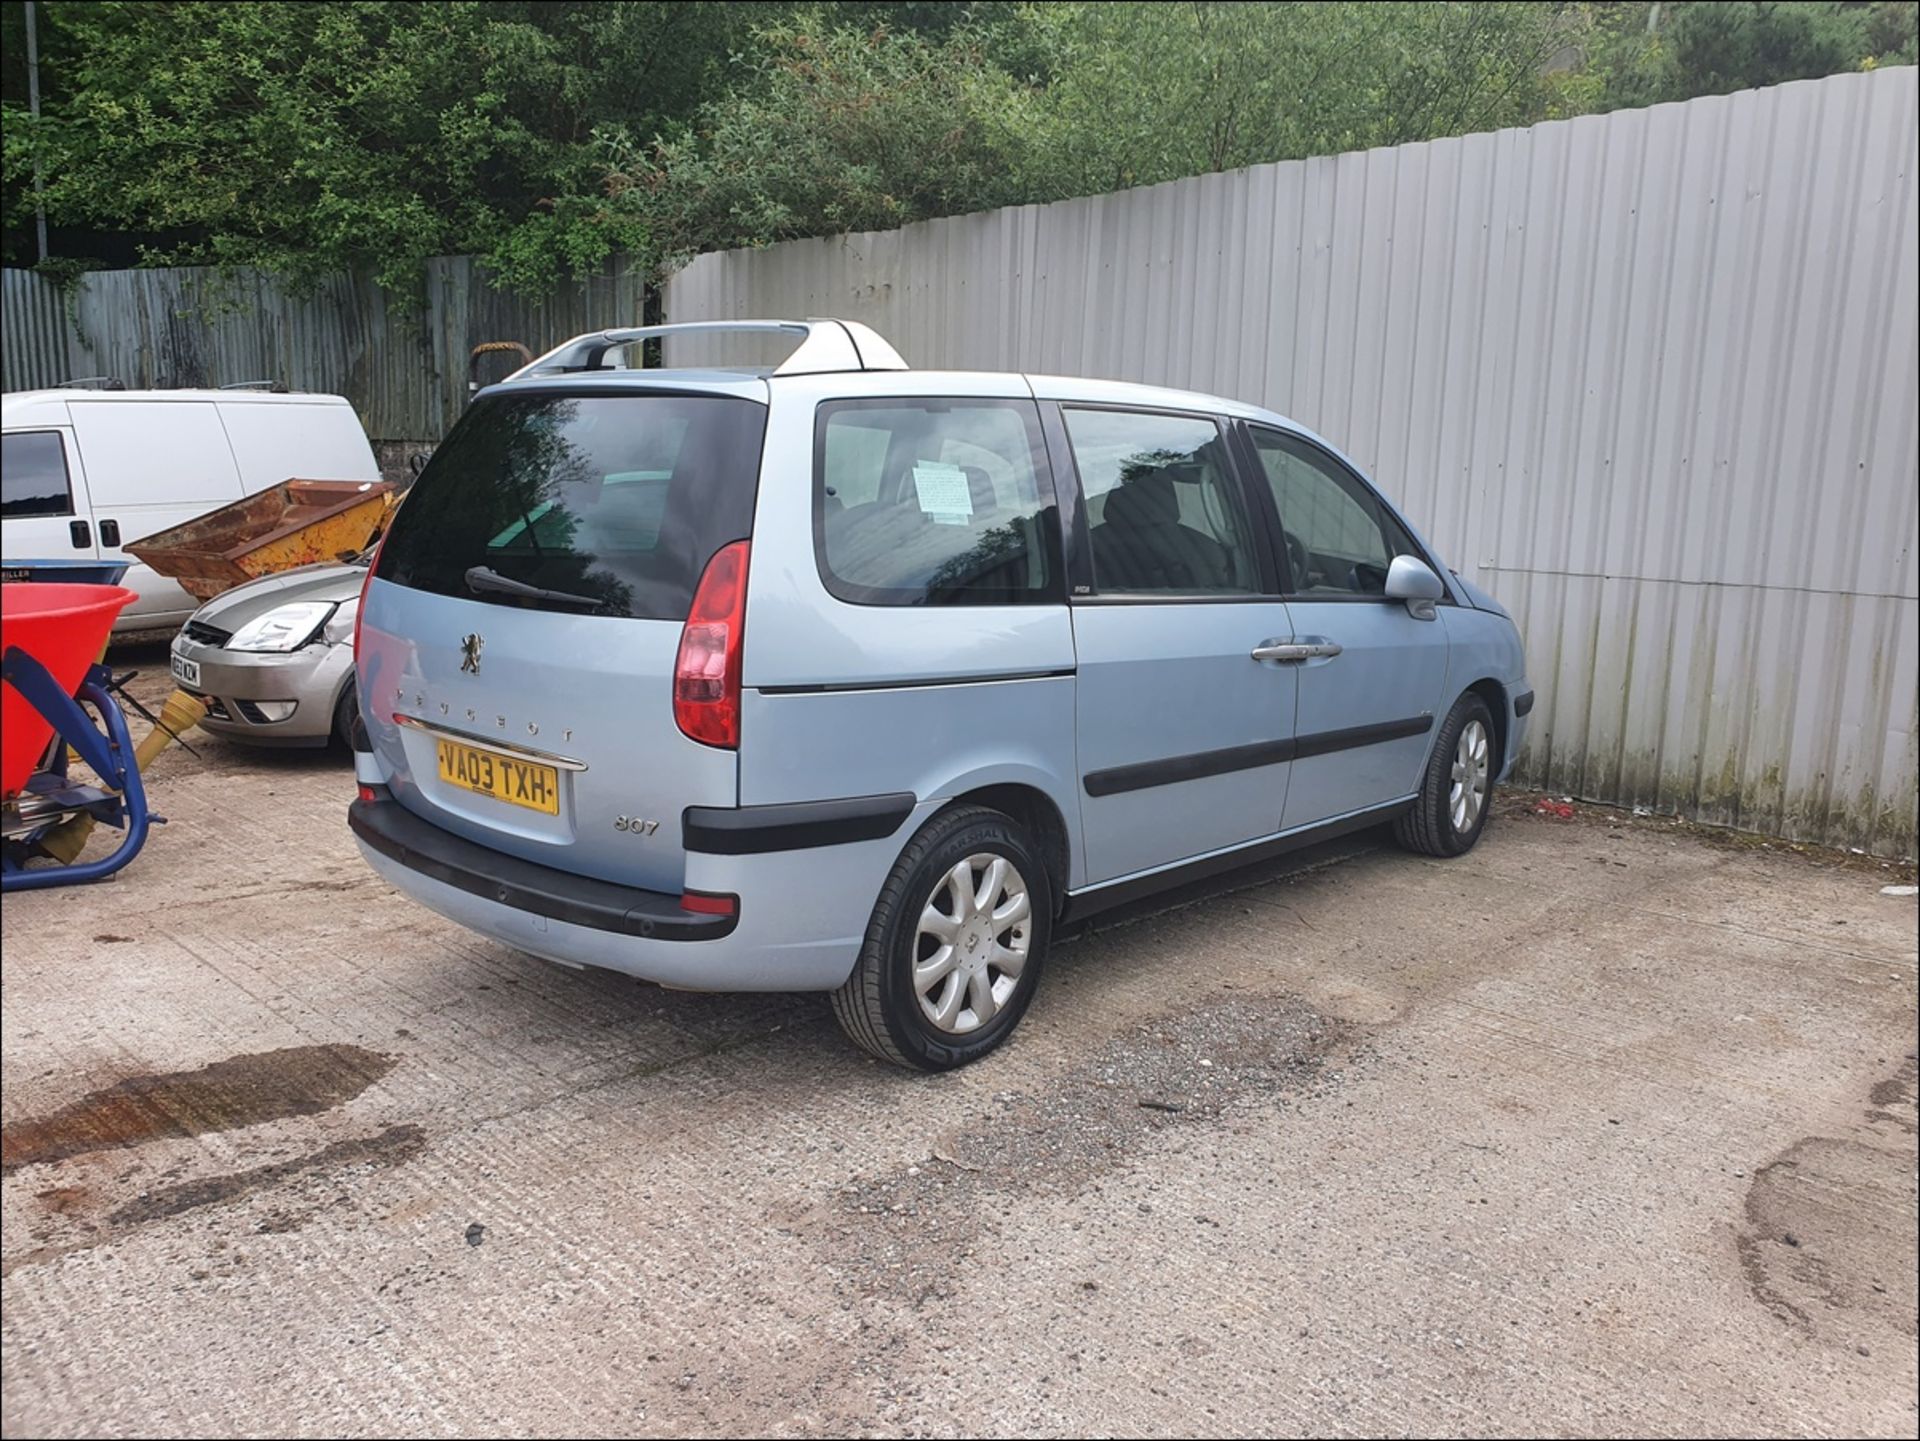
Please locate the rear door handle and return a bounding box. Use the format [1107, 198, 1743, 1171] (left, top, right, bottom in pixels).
[1252, 638, 1343, 663]
[98, 519, 121, 548]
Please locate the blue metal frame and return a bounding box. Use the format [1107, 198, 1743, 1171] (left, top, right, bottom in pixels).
[0, 559, 133, 586]
[1, 650, 151, 891]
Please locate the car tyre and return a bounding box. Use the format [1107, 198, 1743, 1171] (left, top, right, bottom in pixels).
[832, 804, 1052, 1071]
[1395, 691, 1497, 858]
[331, 679, 360, 750]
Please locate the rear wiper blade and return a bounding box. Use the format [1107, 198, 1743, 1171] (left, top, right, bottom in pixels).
[463, 566, 605, 611]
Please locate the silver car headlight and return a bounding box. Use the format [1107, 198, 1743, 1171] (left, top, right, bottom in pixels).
[322, 598, 359, 646]
[226, 602, 337, 653]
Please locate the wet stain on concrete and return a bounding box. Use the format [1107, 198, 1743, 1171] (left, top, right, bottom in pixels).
[107, 1124, 425, 1226]
[797, 993, 1356, 1305]
[1736, 1134, 1918, 1338]
[1867, 1052, 1915, 1110]
[0, 1045, 395, 1174]
[1736, 1058, 1920, 1336]
[1864, 1053, 1918, 1134]
[1736, 1151, 1817, 1329]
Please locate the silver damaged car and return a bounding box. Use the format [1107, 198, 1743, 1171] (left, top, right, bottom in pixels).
[170, 560, 364, 747]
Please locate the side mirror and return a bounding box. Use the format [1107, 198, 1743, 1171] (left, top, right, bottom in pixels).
[1385, 554, 1445, 620]
[407, 450, 430, 478]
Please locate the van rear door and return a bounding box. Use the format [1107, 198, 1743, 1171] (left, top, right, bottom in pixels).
[356, 383, 768, 894]
[219, 398, 380, 491]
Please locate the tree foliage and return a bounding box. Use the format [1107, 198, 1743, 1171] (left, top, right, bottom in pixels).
[610, 18, 1051, 259]
[1585, 1, 1917, 109]
[1031, 2, 1587, 194]
[1, 0, 792, 287]
[3, 1, 1913, 290]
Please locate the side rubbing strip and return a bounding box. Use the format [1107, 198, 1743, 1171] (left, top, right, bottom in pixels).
[1290, 715, 1433, 761]
[1083, 739, 1296, 798]
[1083, 716, 1434, 797]
[757, 668, 1073, 697]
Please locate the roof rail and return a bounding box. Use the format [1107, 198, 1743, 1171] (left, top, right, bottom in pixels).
[508, 319, 908, 380]
[56, 376, 126, 391]
[219, 379, 289, 392]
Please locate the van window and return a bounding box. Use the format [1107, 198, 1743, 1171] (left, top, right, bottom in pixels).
[375, 392, 767, 620]
[1249, 426, 1419, 596]
[1, 432, 74, 519]
[1065, 409, 1258, 595]
[815, 399, 1059, 606]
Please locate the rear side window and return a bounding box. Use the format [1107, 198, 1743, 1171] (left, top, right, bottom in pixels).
[376, 392, 767, 620]
[1066, 408, 1259, 595]
[815, 399, 1060, 605]
[2, 432, 74, 518]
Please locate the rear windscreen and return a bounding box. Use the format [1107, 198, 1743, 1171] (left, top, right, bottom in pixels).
[375, 392, 766, 619]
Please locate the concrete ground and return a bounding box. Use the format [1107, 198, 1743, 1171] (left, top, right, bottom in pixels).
[2, 639, 1916, 1438]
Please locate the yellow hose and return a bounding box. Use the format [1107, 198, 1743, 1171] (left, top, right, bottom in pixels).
[41, 689, 207, 864]
[133, 689, 210, 771]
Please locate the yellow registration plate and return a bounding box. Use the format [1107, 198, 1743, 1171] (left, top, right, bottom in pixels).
[435, 739, 561, 815]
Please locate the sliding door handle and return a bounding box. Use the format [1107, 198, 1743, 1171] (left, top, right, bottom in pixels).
[1252, 641, 1312, 662]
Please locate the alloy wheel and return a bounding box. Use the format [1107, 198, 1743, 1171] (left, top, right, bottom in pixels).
[912, 853, 1031, 1034]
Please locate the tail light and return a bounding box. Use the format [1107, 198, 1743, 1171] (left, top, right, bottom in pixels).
[674, 541, 750, 748]
[352, 530, 387, 661]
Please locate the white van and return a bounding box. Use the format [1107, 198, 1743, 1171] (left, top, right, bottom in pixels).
[1, 388, 381, 630]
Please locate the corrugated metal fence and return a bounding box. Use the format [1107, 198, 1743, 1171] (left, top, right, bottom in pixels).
[1, 71, 1912, 854]
[2, 256, 648, 443]
[665, 68, 1919, 858]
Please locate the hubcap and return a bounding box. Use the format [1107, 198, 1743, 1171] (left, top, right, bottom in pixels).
[913, 853, 1031, 1035]
[1450, 718, 1490, 832]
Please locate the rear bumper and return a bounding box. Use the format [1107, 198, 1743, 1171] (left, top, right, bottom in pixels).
[350, 789, 935, 992]
[349, 794, 734, 941]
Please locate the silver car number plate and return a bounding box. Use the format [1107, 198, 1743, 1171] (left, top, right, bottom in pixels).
[170, 653, 201, 688]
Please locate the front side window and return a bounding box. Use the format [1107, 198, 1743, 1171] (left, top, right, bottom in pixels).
[376, 392, 767, 619]
[815, 399, 1058, 605]
[1066, 408, 1258, 595]
[1250, 427, 1419, 596]
[2, 432, 74, 519]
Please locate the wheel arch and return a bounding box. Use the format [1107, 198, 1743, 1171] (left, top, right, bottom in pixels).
[1460, 676, 1511, 774]
[943, 782, 1072, 914]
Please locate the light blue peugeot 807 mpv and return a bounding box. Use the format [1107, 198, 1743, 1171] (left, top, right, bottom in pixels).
[348, 319, 1532, 1069]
